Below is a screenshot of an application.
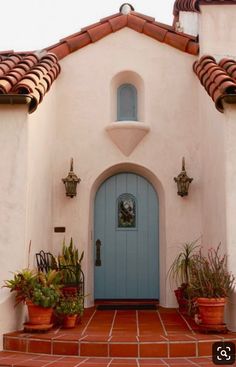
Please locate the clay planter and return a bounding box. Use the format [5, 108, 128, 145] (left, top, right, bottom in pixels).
[174, 287, 189, 315]
[26, 301, 53, 325]
[197, 297, 227, 326]
[62, 314, 77, 328]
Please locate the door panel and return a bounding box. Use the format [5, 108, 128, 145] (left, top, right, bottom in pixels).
[94, 173, 159, 299]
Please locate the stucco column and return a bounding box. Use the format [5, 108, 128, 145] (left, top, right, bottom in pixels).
[223, 104, 236, 331]
[0, 105, 29, 346]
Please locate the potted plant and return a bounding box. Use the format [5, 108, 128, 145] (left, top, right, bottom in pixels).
[168, 239, 200, 314]
[188, 244, 235, 331]
[58, 238, 84, 297]
[55, 295, 84, 328]
[4, 269, 61, 330]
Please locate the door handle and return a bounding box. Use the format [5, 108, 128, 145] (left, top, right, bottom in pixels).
[95, 239, 102, 266]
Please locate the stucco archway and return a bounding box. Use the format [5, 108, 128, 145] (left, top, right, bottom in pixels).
[87, 163, 167, 307]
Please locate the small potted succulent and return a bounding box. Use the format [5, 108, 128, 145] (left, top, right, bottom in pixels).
[188, 244, 235, 331]
[55, 295, 84, 328]
[57, 238, 84, 297]
[4, 269, 61, 330]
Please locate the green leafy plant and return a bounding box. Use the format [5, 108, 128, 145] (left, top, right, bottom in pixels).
[4, 269, 62, 308]
[188, 244, 235, 298]
[168, 238, 200, 287]
[58, 238, 84, 285]
[55, 295, 84, 316]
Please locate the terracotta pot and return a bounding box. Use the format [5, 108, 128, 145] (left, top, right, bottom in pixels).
[26, 301, 53, 325]
[63, 314, 77, 328]
[197, 297, 227, 325]
[174, 287, 189, 314]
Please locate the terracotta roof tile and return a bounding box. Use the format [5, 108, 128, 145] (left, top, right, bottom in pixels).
[173, 0, 236, 16]
[193, 55, 236, 112]
[47, 11, 199, 58]
[0, 51, 61, 113]
[87, 22, 113, 42]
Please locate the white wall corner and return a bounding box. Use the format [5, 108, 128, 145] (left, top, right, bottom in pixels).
[177, 12, 199, 37]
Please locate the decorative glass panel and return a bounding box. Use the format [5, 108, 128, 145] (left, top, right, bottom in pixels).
[117, 83, 137, 121]
[117, 193, 136, 228]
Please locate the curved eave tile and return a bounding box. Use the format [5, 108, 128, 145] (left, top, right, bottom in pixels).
[0, 51, 61, 113]
[47, 12, 199, 59]
[173, 0, 236, 16]
[173, 0, 200, 16]
[193, 55, 236, 112]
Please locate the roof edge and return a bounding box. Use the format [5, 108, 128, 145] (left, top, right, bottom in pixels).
[46, 11, 199, 60]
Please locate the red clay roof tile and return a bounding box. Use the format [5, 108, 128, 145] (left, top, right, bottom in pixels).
[0, 51, 61, 113]
[47, 10, 199, 58]
[0, 7, 199, 113]
[193, 55, 236, 112]
[87, 22, 113, 42]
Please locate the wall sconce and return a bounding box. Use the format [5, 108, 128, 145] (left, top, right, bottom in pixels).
[174, 157, 193, 197]
[62, 158, 81, 198]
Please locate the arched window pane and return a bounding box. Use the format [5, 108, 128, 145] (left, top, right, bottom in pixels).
[117, 83, 137, 121]
[117, 193, 136, 228]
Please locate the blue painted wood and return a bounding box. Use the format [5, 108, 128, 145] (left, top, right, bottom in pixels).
[94, 173, 159, 299]
[117, 84, 137, 121]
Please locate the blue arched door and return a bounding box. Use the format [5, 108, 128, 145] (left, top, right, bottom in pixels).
[94, 173, 159, 299]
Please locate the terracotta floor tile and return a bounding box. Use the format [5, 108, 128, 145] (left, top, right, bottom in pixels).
[110, 336, 137, 342]
[4, 337, 27, 353]
[198, 341, 214, 357]
[169, 342, 196, 357]
[140, 343, 168, 358]
[52, 341, 79, 355]
[109, 343, 138, 357]
[28, 339, 51, 354]
[80, 343, 108, 357]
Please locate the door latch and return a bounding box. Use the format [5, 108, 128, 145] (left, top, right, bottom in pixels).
[95, 239, 102, 266]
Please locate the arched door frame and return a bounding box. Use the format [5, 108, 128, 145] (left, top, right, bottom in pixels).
[88, 163, 167, 307]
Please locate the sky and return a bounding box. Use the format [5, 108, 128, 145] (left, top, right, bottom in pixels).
[0, 0, 175, 52]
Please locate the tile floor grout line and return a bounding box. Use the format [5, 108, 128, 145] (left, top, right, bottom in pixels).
[81, 309, 97, 336]
[179, 312, 196, 335]
[109, 310, 117, 338]
[75, 357, 90, 366]
[136, 310, 140, 358]
[136, 310, 140, 337]
[186, 357, 202, 366]
[107, 357, 113, 367]
[156, 309, 168, 336]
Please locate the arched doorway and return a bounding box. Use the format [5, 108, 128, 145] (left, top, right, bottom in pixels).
[94, 172, 159, 300]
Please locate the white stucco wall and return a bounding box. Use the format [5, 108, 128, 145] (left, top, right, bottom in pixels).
[223, 104, 236, 331]
[199, 5, 236, 58]
[51, 28, 202, 308]
[0, 86, 58, 347]
[0, 105, 29, 349]
[26, 87, 58, 266]
[179, 12, 199, 37]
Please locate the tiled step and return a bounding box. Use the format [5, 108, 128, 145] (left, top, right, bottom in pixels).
[3, 307, 236, 359]
[0, 352, 221, 367]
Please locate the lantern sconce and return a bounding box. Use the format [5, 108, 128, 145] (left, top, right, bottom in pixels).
[62, 158, 81, 198]
[174, 157, 193, 197]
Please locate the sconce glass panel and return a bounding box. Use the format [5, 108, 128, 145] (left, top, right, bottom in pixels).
[117, 193, 136, 228]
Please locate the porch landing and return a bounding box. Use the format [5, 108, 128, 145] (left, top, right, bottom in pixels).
[3, 307, 236, 363]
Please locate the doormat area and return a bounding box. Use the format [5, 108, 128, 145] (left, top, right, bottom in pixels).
[96, 304, 157, 310]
